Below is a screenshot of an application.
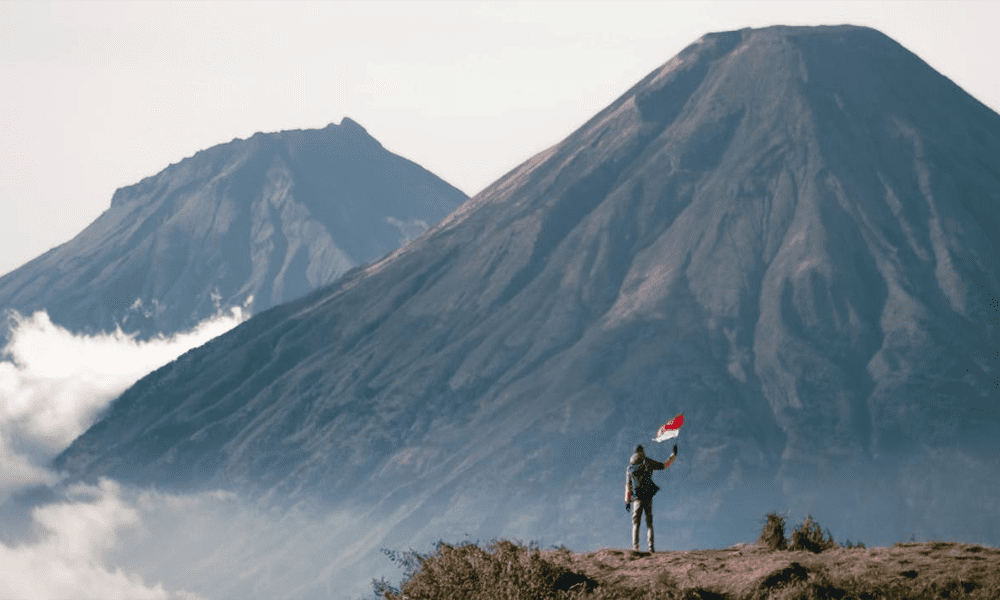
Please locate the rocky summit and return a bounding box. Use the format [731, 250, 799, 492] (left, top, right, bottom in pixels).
[0, 118, 466, 340]
[55, 25, 999, 597]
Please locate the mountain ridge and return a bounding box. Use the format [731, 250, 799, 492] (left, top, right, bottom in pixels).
[0, 118, 467, 340]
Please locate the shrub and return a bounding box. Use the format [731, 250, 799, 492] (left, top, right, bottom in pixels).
[788, 515, 837, 553]
[373, 539, 595, 600]
[758, 512, 788, 551]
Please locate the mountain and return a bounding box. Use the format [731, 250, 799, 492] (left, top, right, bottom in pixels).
[0, 118, 467, 340]
[55, 24, 999, 597]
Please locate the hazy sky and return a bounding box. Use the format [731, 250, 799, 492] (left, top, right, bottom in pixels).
[1, 1, 998, 278]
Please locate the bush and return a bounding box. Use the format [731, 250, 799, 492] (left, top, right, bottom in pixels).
[758, 512, 788, 551]
[373, 539, 595, 600]
[788, 515, 837, 553]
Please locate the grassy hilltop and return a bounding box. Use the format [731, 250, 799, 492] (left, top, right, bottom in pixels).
[373, 515, 1000, 600]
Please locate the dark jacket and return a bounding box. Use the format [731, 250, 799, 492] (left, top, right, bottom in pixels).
[625, 451, 676, 502]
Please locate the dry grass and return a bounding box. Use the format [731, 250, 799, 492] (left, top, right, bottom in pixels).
[787, 515, 837, 553]
[373, 516, 1000, 600]
[758, 513, 787, 551]
[373, 539, 596, 600]
[546, 541, 1000, 599]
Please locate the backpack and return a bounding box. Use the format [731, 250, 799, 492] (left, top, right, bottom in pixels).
[628, 459, 660, 500]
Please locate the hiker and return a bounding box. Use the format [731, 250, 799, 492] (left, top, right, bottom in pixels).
[625, 443, 677, 552]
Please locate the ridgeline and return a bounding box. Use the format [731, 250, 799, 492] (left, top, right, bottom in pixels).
[374, 515, 1000, 600]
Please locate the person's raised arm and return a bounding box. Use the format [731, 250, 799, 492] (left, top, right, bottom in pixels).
[661, 444, 678, 469]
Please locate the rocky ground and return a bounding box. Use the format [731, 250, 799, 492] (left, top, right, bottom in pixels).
[375, 538, 1000, 599]
[542, 541, 1000, 599]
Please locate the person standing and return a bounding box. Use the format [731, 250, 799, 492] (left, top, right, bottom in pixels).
[625, 443, 677, 552]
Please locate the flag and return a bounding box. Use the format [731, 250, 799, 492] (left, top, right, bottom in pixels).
[653, 413, 683, 442]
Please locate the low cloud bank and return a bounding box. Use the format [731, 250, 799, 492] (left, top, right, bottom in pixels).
[0, 306, 394, 600]
[0, 307, 247, 503]
[0, 307, 247, 600]
[1, 479, 207, 600]
[1, 476, 387, 600]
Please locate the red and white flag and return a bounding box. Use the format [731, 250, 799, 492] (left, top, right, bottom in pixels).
[653, 413, 683, 442]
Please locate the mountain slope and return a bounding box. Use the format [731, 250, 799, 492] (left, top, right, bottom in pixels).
[0, 118, 467, 339]
[55, 25, 999, 593]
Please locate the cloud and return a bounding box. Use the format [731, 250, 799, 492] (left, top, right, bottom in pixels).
[1, 478, 205, 600]
[106, 487, 386, 600]
[386, 216, 429, 244]
[0, 305, 396, 600]
[0, 307, 245, 599]
[0, 307, 248, 503]
[1, 475, 391, 600]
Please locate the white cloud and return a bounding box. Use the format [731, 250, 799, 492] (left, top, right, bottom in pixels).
[0, 305, 397, 600]
[386, 216, 429, 245]
[108, 488, 383, 600]
[0, 307, 248, 503]
[0, 478, 205, 600]
[1, 476, 389, 600]
[0, 307, 250, 599]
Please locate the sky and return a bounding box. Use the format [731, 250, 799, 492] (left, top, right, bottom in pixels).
[1, 1, 999, 278]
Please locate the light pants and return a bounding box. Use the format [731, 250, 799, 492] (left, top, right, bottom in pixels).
[631, 498, 654, 552]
